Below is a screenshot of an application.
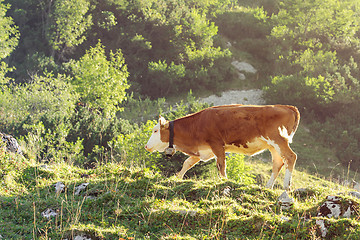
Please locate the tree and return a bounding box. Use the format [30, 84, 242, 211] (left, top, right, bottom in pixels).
[69, 41, 129, 118]
[46, 0, 92, 60]
[0, 0, 19, 83]
[268, 0, 360, 105]
[0, 0, 19, 60]
[270, 0, 360, 76]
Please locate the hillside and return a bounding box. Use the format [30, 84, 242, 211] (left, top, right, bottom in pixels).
[1, 0, 360, 238]
[0, 150, 359, 239]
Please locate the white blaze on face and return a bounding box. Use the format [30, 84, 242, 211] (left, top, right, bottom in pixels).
[145, 118, 168, 152]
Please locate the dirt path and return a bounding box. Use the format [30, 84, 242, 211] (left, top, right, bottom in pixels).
[200, 89, 265, 106]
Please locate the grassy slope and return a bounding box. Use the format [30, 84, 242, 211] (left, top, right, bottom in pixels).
[0, 150, 359, 239]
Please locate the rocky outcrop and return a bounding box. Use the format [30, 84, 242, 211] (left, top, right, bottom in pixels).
[316, 195, 358, 237]
[231, 60, 257, 81]
[0, 132, 22, 155]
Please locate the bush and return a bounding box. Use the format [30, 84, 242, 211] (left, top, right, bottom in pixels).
[67, 106, 135, 167]
[310, 103, 360, 171]
[68, 41, 129, 118]
[0, 72, 78, 135]
[227, 154, 255, 185]
[264, 74, 334, 112]
[21, 119, 84, 165]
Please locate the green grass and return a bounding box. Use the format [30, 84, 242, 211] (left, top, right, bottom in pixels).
[1, 154, 359, 239]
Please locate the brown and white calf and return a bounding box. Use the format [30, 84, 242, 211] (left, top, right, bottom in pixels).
[145, 104, 300, 190]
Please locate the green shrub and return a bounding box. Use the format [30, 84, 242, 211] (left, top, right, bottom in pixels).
[67, 106, 135, 167]
[68, 41, 129, 118]
[226, 154, 255, 185]
[264, 74, 334, 111]
[118, 94, 166, 123]
[310, 103, 360, 171]
[0, 72, 78, 135]
[21, 119, 84, 165]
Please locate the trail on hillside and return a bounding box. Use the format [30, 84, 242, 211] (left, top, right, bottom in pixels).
[200, 89, 265, 106]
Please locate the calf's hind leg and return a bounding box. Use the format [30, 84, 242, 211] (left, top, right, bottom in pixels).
[266, 147, 284, 189]
[272, 136, 297, 190]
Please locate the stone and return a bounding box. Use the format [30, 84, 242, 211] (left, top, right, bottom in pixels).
[39, 164, 51, 170]
[0, 132, 22, 155]
[237, 72, 246, 80]
[41, 208, 58, 219]
[353, 181, 360, 191]
[348, 191, 360, 199]
[278, 191, 294, 210]
[75, 183, 89, 195]
[316, 195, 357, 237]
[173, 210, 197, 217]
[54, 182, 65, 194]
[231, 61, 257, 74]
[280, 216, 290, 222]
[74, 235, 92, 240]
[223, 186, 232, 197]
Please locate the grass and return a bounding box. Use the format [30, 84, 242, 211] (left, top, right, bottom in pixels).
[0, 151, 359, 239]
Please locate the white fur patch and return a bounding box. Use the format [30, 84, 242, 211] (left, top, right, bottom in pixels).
[283, 169, 292, 190]
[278, 126, 294, 143]
[266, 173, 276, 188]
[145, 123, 168, 152]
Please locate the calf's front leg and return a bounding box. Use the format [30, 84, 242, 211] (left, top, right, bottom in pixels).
[176, 156, 201, 179]
[209, 144, 227, 178]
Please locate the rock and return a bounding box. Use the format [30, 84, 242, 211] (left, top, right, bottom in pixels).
[316, 195, 357, 237]
[223, 186, 232, 197]
[280, 216, 291, 222]
[41, 208, 58, 219]
[236, 72, 246, 80]
[75, 183, 89, 195]
[74, 235, 92, 240]
[353, 181, 360, 191]
[173, 210, 197, 217]
[39, 164, 52, 171]
[231, 61, 257, 74]
[348, 191, 360, 199]
[85, 195, 97, 200]
[0, 132, 22, 155]
[278, 191, 294, 210]
[54, 182, 65, 194]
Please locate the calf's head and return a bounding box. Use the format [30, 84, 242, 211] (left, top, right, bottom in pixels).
[145, 116, 170, 152]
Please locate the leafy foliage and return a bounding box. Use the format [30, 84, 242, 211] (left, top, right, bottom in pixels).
[0, 72, 78, 133]
[46, 0, 92, 59]
[0, 0, 19, 60]
[69, 41, 129, 118]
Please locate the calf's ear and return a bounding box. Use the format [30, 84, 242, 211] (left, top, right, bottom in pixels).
[159, 116, 167, 126]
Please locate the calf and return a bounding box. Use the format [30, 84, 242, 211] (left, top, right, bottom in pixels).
[145, 104, 300, 190]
